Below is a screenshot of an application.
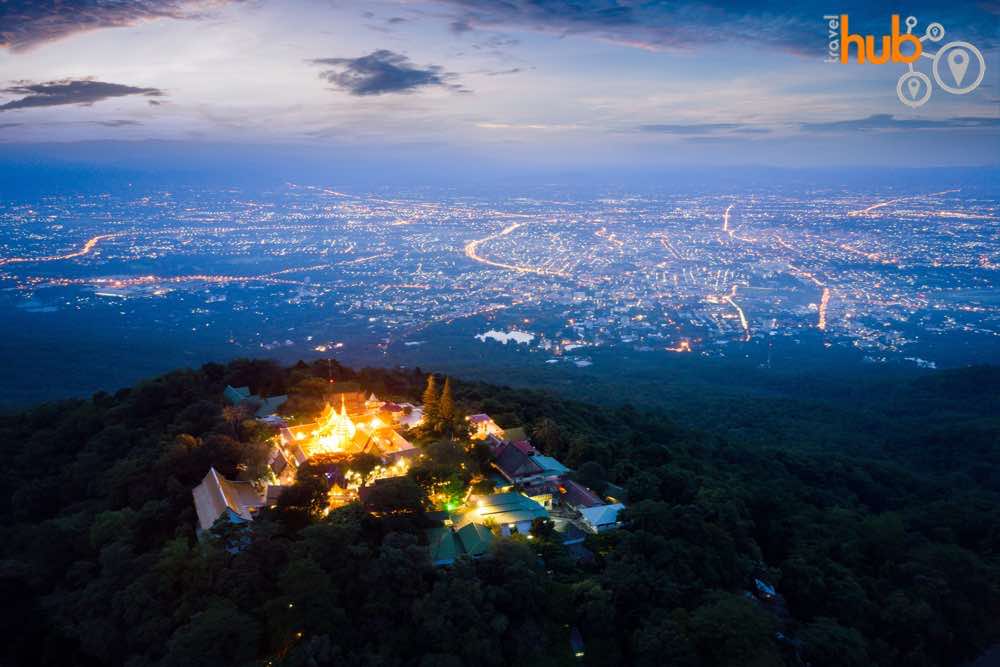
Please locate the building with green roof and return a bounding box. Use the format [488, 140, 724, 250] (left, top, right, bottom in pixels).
[224, 385, 252, 405]
[454, 491, 549, 536]
[223, 384, 287, 418]
[427, 522, 496, 566]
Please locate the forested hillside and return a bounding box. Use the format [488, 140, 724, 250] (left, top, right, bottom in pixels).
[1, 359, 997, 666]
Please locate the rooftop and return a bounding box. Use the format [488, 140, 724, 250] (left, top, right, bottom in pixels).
[427, 522, 496, 566]
[191, 467, 264, 531]
[455, 491, 548, 530]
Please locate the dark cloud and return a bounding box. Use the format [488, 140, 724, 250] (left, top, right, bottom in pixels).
[0, 79, 165, 111]
[362, 14, 411, 34]
[802, 114, 1000, 132]
[0, 122, 22, 129]
[310, 50, 466, 96]
[639, 123, 750, 135]
[485, 68, 523, 76]
[0, 1, 237, 52]
[450, 19, 474, 34]
[94, 119, 142, 127]
[476, 35, 520, 49]
[432, 1, 999, 55]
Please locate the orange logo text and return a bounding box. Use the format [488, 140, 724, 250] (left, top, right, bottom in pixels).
[825, 15, 922, 64]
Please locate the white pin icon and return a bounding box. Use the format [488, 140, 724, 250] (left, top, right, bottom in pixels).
[907, 77, 921, 99]
[947, 49, 969, 86]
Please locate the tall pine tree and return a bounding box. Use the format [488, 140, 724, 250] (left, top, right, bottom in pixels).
[439, 377, 455, 433]
[421, 374, 439, 429]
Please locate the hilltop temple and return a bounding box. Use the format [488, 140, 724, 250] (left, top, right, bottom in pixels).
[193, 381, 624, 554]
[273, 387, 418, 482]
[194, 383, 421, 532]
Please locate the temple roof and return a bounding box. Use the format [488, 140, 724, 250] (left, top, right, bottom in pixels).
[191, 467, 264, 531]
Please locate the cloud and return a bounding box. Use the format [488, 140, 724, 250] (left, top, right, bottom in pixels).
[362, 14, 411, 34]
[0, 79, 165, 111]
[485, 68, 523, 76]
[476, 122, 578, 130]
[682, 135, 755, 144]
[309, 50, 466, 96]
[639, 122, 755, 135]
[471, 35, 520, 50]
[450, 19, 474, 34]
[0, 0, 237, 52]
[802, 114, 1000, 132]
[94, 119, 143, 127]
[431, 1, 999, 55]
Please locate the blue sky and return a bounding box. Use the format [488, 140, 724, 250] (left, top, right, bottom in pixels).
[0, 1, 998, 169]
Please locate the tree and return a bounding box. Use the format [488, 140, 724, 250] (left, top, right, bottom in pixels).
[625, 470, 660, 503]
[689, 593, 778, 667]
[283, 376, 332, 418]
[158, 433, 243, 485]
[422, 374, 440, 431]
[413, 562, 498, 664]
[439, 377, 456, 433]
[163, 601, 260, 667]
[571, 579, 616, 638]
[277, 475, 330, 526]
[632, 614, 697, 667]
[273, 557, 347, 638]
[410, 440, 472, 502]
[361, 477, 427, 516]
[173, 400, 224, 437]
[531, 417, 563, 457]
[576, 461, 608, 496]
[346, 452, 383, 483]
[222, 405, 247, 440]
[799, 618, 869, 667]
[238, 437, 273, 482]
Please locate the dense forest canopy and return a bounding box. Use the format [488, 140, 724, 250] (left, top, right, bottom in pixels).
[1, 358, 997, 666]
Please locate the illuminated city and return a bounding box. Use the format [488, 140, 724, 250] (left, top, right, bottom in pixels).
[1, 182, 996, 405]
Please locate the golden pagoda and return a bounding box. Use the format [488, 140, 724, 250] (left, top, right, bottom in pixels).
[313, 396, 358, 454]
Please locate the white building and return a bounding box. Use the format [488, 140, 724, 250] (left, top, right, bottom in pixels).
[578, 503, 625, 533]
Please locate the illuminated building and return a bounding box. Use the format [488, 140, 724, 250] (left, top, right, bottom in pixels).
[267, 390, 418, 509]
[466, 413, 504, 440]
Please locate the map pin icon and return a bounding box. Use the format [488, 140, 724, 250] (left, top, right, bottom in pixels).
[907, 77, 921, 99]
[947, 50, 969, 86]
